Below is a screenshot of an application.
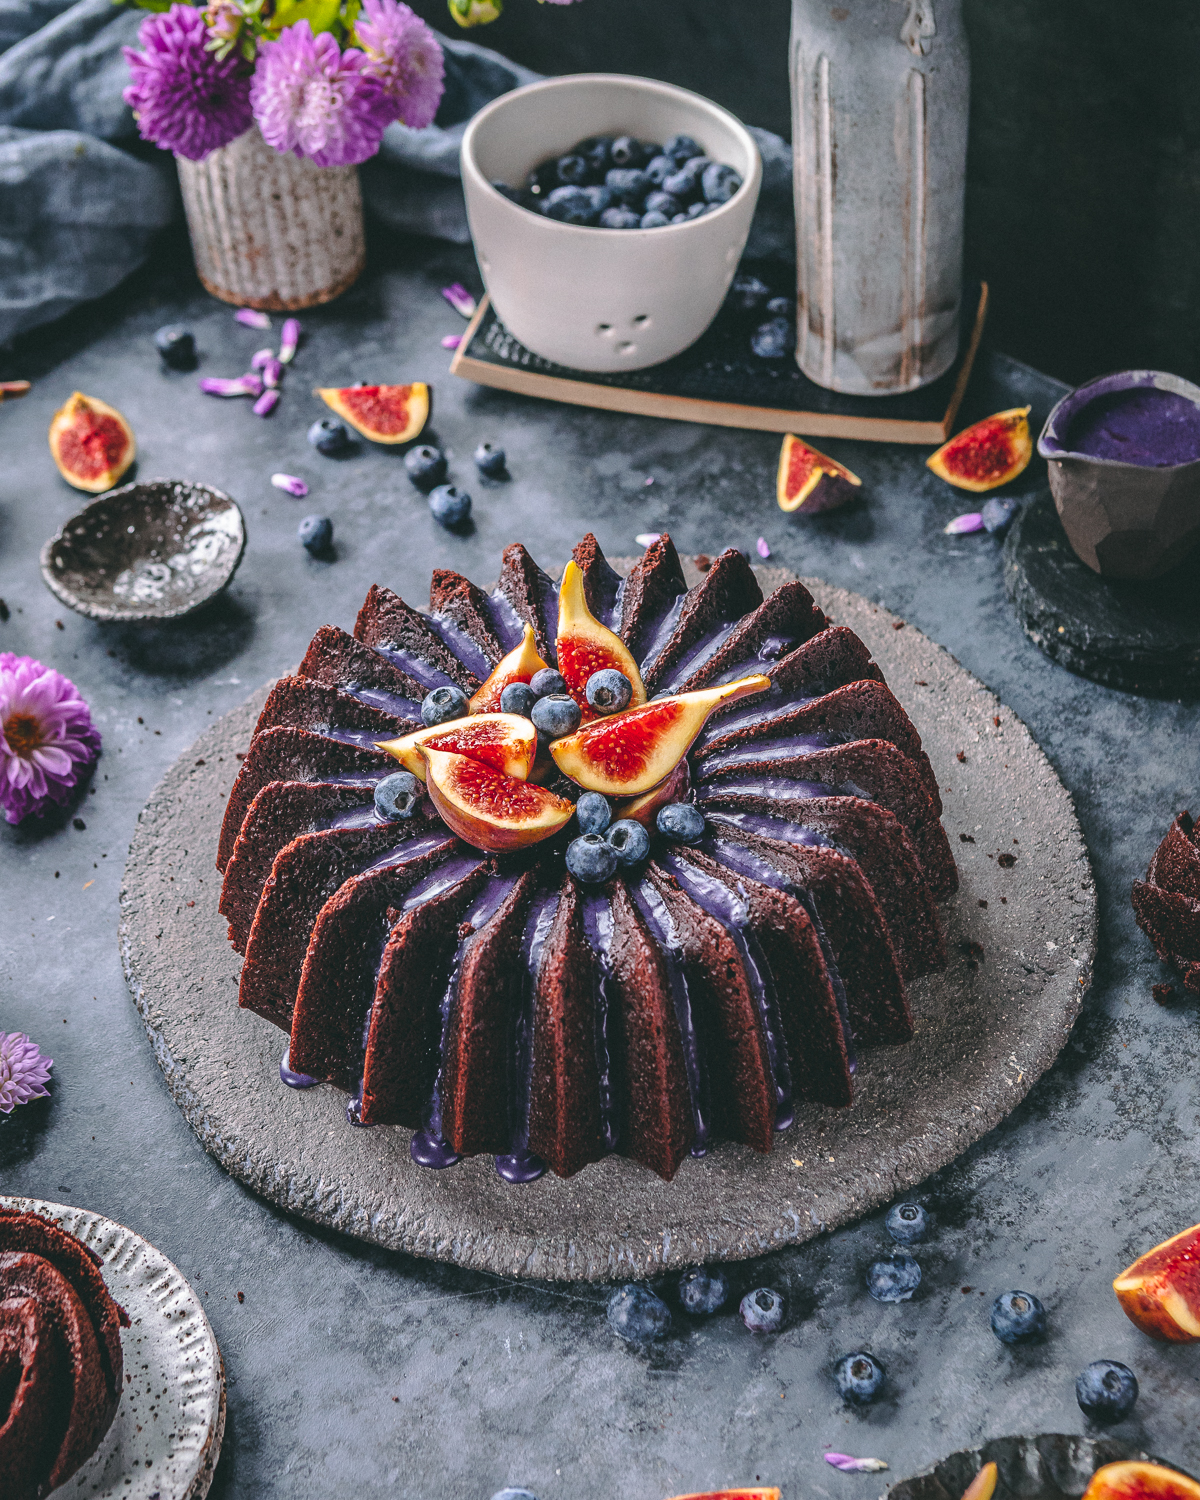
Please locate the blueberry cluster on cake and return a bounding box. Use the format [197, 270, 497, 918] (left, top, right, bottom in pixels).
[218, 534, 955, 1183]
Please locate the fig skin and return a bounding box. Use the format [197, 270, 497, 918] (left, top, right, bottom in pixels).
[927, 406, 1032, 493]
[376, 712, 537, 783]
[421, 747, 574, 852]
[776, 433, 862, 514]
[1113, 1221, 1200, 1342]
[48, 391, 136, 493]
[469, 624, 549, 713]
[1081, 1463, 1200, 1500]
[613, 759, 691, 828]
[315, 382, 429, 445]
[555, 560, 646, 718]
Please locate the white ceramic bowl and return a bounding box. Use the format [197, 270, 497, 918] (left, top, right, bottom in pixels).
[461, 73, 762, 372]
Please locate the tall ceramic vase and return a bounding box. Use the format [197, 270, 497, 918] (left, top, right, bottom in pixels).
[176, 128, 366, 310]
[790, 0, 970, 394]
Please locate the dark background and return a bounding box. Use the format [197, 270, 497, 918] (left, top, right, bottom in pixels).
[407, 0, 1200, 388]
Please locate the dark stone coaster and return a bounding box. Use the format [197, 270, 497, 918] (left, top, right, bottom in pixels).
[1003, 490, 1200, 699]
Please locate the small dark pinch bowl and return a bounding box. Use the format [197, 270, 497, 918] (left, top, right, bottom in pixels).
[40, 479, 246, 623]
[1038, 370, 1200, 580]
[890, 1433, 1197, 1500]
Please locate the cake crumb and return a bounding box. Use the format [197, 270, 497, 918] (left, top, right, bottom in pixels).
[893, 620, 906, 630]
[695, 554, 712, 572]
[977, 899, 988, 908]
[993, 714, 1001, 727]
[1152, 983, 1175, 1004]
[956, 750, 966, 762]
[236, 1291, 244, 1303]
[959, 833, 975, 843]
[0, 598, 8, 622]
[915, 679, 927, 686]
[997, 852, 1017, 868]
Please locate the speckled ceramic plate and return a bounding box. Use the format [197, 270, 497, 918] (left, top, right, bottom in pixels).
[119, 568, 1098, 1282]
[0, 1196, 225, 1500]
[889, 1433, 1197, 1500]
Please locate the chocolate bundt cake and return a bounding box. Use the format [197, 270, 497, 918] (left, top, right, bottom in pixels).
[0, 1209, 128, 1500]
[218, 533, 956, 1182]
[1133, 811, 1200, 994]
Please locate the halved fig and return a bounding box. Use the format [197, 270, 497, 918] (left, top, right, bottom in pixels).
[1113, 1221, 1200, 1342]
[613, 759, 691, 828]
[777, 433, 862, 514]
[556, 559, 646, 717]
[962, 1464, 999, 1500]
[315, 382, 429, 444]
[421, 747, 575, 852]
[927, 406, 1032, 492]
[665, 1490, 781, 1500]
[376, 712, 536, 783]
[550, 674, 770, 797]
[48, 391, 136, 492]
[1082, 1464, 1200, 1500]
[469, 623, 549, 713]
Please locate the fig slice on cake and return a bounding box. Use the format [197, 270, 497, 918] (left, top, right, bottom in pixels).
[776, 433, 862, 514]
[555, 559, 646, 717]
[469, 624, 549, 713]
[1082, 1464, 1200, 1500]
[927, 406, 1033, 492]
[315, 382, 430, 444]
[1113, 1221, 1200, 1342]
[421, 747, 574, 852]
[376, 712, 537, 783]
[551, 673, 770, 797]
[48, 392, 136, 492]
[613, 759, 691, 828]
[664, 1490, 781, 1500]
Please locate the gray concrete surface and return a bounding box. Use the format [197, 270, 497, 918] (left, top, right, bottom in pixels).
[2, 239, 1198, 1497]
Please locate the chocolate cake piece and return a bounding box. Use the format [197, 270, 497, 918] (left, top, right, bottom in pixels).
[359, 868, 491, 1127]
[667, 581, 827, 693]
[217, 726, 393, 871]
[299, 623, 427, 705]
[618, 532, 688, 653]
[527, 877, 608, 1178]
[645, 863, 777, 1153]
[571, 532, 624, 622]
[1148, 810, 1200, 897]
[605, 881, 695, 1179]
[496, 543, 560, 664]
[354, 583, 481, 692]
[428, 568, 505, 665]
[672, 847, 853, 1108]
[765, 625, 885, 698]
[640, 547, 764, 693]
[252, 675, 414, 742]
[1133, 812, 1200, 990]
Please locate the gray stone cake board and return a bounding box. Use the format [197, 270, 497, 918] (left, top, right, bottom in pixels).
[119, 567, 1098, 1283]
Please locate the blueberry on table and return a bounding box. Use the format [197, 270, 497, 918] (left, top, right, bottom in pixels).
[404, 444, 447, 491]
[702, 161, 742, 203]
[428, 483, 471, 529]
[641, 211, 670, 228]
[154, 324, 195, 369]
[599, 207, 642, 229]
[607, 1284, 671, 1343]
[663, 133, 703, 165]
[531, 693, 582, 738]
[575, 791, 612, 835]
[607, 819, 650, 866]
[835, 1351, 886, 1405]
[374, 771, 422, 821]
[474, 441, 506, 477]
[751, 317, 796, 360]
[645, 153, 675, 186]
[566, 832, 618, 885]
[491, 1491, 541, 1500]
[609, 135, 645, 168]
[543, 185, 595, 224]
[678, 1266, 729, 1315]
[307, 418, 350, 456]
[604, 168, 651, 208]
[990, 1290, 1046, 1344]
[555, 153, 590, 185]
[657, 802, 705, 844]
[499, 681, 538, 718]
[1076, 1360, 1138, 1423]
[982, 496, 1019, 533]
[867, 1254, 922, 1302]
[586, 668, 632, 714]
[529, 667, 567, 698]
[421, 684, 469, 727]
[885, 1201, 929, 1244]
[297, 514, 332, 555]
[739, 1286, 785, 1333]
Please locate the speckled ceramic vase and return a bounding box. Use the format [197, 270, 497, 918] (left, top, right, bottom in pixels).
[176, 128, 366, 310]
[790, 0, 970, 394]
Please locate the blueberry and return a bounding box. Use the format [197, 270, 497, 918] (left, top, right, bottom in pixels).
[474, 441, 506, 478]
[739, 1286, 785, 1333]
[685, 201, 709, 219]
[403, 444, 447, 491]
[982, 496, 1019, 534]
[702, 161, 742, 203]
[766, 296, 792, 318]
[154, 323, 195, 369]
[604, 168, 650, 208]
[606, 819, 650, 866]
[490, 1491, 540, 1500]
[374, 770, 422, 821]
[990, 1290, 1046, 1344]
[663, 166, 702, 201]
[499, 681, 538, 718]
[583, 185, 613, 216]
[526, 160, 559, 196]
[543, 185, 595, 224]
[656, 802, 705, 844]
[751, 317, 796, 360]
[529, 667, 567, 698]
[672, 213, 688, 224]
[531, 693, 581, 739]
[573, 135, 612, 175]
[835, 1351, 886, 1405]
[599, 207, 642, 229]
[663, 133, 703, 165]
[867, 1254, 922, 1302]
[644, 190, 682, 218]
[421, 684, 469, 727]
[565, 832, 618, 885]
[730, 275, 772, 315]
[607, 1283, 671, 1344]
[428, 484, 472, 529]
[640, 211, 670, 229]
[644, 153, 675, 186]
[609, 135, 645, 168]
[307, 417, 350, 456]
[885, 1201, 929, 1244]
[586, 668, 632, 714]
[678, 1266, 729, 1316]
[1076, 1360, 1138, 1423]
[555, 153, 590, 186]
[298, 514, 332, 555]
[575, 791, 612, 836]
[492, 181, 527, 205]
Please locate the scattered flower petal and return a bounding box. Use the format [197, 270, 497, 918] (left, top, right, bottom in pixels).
[199, 375, 262, 398]
[981, 496, 1019, 534]
[442, 282, 476, 318]
[262, 356, 283, 389]
[235, 308, 271, 329]
[254, 389, 281, 417]
[643, 476, 654, 487]
[0, 655, 101, 824]
[944, 512, 985, 535]
[0, 1032, 52, 1112]
[279, 318, 302, 364]
[271, 473, 309, 497]
[825, 1455, 890, 1474]
[635, 533, 661, 547]
[250, 348, 274, 370]
[756, 536, 772, 558]
[441, 334, 462, 350]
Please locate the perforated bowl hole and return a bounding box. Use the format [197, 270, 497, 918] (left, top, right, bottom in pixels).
[633, 314, 650, 327]
[596, 323, 614, 337]
[616, 341, 635, 354]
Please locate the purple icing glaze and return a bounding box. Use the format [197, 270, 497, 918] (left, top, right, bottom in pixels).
[347, 684, 425, 722]
[361, 830, 457, 873]
[698, 776, 836, 804]
[702, 809, 832, 847]
[495, 1150, 547, 1183]
[325, 726, 399, 752]
[534, 571, 560, 665]
[411, 1130, 460, 1168]
[346, 1089, 371, 1126]
[655, 617, 742, 693]
[423, 610, 496, 681]
[693, 693, 818, 748]
[694, 733, 832, 778]
[634, 590, 688, 675]
[324, 804, 387, 832]
[756, 634, 796, 662]
[1067, 386, 1200, 467]
[498, 889, 561, 1180]
[580, 891, 620, 1152]
[280, 1046, 319, 1088]
[485, 588, 527, 651]
[370, 642, 458, 692]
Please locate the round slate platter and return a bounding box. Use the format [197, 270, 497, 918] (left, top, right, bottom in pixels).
[0, 1196, 225, 1500]
[119, 570, 1097, 1283]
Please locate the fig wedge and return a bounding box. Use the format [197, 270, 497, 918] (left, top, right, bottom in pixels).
[1082, 1464, 1200, 1500]
[315, 382, 429, 444]
[469, 623, 549, 713]
[777, 433, 862, 514]
[613, 759, 691, 828]
[377, 712, 537, 783]
[556, 559, 646, 718]
[551, 674, 770, 797]
[421, 747, 574, 852]
[927, 406, 1032, 492]
[1113, 1221, 1200, 1342]
[49, 391, 136, 492]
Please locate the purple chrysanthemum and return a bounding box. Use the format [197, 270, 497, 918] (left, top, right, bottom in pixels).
[0, 1033, 53, 1114]
[250, 22, 393, 168]
[0, 654, 101, 825]
[124, 4, 254, 161]
[354, 0, 444, 129]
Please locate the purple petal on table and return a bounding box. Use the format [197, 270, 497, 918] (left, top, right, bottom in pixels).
[262, 356, 283, 389]
[279, 318, 302, 364]
[235, 308, 271, 329]
[271, 473, 308, 497]
[199, 376, 258, 398]
[635, 532, 661, 547]
[944, 512, 985, 534]
[756, 536, 771, 558]
[253, 389, 280, 417]
[442, 282, 477, 318]
[250, 348, 274, 370]
[825, 1454, 889, 1473]
[441, 334, 462, 350]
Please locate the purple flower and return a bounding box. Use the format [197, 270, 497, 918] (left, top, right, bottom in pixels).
[354, 0, 444, 129]
[440, 333, 461, 349]
[0, 655, 101, 825]
[250, 22, 392, 168]
[124, 4, 253, 161]
[441, 282, 476, 317]
[278, 318, 302, 363]
[0, 1033, 52, 1113]
[756, 536, 771, 558]
[261, 356, 283, 388]
[254, 389, 281, 416]
[635, 532, 661, 547]
[271, 473, 309, 496]
[944, 512, 985, 534]
[250, 347, 274, 370]
[825, 1455, 889, 1474]
[235, 307, 271, 329]
[200, 374, 262, 397]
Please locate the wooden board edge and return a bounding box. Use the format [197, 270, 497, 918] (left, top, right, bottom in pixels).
[939, 281, 990, 439]
[447, 295, 491, 378]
